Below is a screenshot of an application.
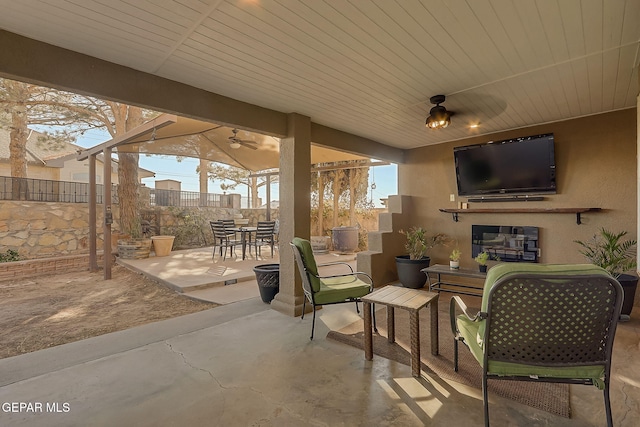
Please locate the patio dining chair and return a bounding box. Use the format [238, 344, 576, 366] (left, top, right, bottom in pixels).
[291, 237, 375, 340]
[450, 263, 623, 427]
[209, 221, 241, 261]
[254, 221, 276, 258]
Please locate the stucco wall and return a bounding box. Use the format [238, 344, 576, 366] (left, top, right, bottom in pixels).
[399, 109, 637, 270]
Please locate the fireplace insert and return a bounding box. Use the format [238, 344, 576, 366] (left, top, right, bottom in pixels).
[471, 225, 539, 263]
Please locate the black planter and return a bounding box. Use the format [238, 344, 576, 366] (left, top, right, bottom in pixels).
[395, 255, 431, 289]
[479, 265, 488, 273]
[253, 264, 280, 303]
[617, 273, 638, 316]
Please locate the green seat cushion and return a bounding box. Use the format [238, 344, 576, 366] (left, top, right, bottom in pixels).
[314, 276, 371, 305]
[456, 315, 605, 384]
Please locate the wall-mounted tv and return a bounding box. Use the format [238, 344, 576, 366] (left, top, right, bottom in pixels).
[454, 133, 556, 197]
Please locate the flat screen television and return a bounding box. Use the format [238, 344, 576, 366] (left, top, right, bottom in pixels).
[454, 133, 556, 197]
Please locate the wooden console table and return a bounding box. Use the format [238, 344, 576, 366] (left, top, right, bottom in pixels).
[422, 264, 486, 297]
[362, 286, 439, 378]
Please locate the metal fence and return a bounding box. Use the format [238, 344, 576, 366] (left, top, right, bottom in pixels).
[150, 188, 234, 208]
[0, 176, 235, 208]
[0, 176, 117, 203]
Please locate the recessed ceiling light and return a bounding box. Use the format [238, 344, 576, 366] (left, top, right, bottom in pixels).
[469, 124, 479, 129]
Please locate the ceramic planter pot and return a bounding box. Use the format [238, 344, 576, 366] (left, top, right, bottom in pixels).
[395, 255, 431, 288]
[151, 235, 175, 257]
[618, 273, 638, 317]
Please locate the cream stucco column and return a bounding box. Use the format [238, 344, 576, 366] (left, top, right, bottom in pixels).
[271, 113, 312, 317]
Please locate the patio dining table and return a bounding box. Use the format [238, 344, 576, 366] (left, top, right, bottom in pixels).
[232, 226, 257, 260]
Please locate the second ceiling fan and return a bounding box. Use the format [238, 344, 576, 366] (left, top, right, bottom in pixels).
[228, 128, 258, 150]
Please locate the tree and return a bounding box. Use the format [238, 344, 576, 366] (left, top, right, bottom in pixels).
[310, 160, 372, 234]
[0, 78, 158, 236]
[203, 163, 278, 208]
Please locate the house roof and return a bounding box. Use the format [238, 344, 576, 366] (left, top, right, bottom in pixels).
[0, 127, 155, 178]
[0, 128, 78, 163]
[0, 1, 636, 150]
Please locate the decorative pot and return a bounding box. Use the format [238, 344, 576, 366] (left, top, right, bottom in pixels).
[479, 264, 488, 273]
[617, 273, 638, 317]
[449, 260, 460, 269]
[117, 238, 152, 259]
[151, 235, 175, 257]
[310, 236, 330, 254]
[395, 255, 431, 289]
[253, 264, 280, 303]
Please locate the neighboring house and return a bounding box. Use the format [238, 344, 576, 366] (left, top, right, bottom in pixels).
[0, 128, 154, 184]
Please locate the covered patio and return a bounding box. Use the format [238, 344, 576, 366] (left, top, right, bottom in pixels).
[0, 1, 638, 425]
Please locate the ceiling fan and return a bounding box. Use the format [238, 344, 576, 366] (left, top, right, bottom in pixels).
[425, 95, 454, 129]
[228, 128, 258, 150]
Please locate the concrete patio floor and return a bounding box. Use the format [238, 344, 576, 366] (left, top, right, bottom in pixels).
[116, 245, 358, 305]
[1, 246, 639, 426]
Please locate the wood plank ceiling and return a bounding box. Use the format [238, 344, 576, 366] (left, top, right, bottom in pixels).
[0, 0, 638, 150]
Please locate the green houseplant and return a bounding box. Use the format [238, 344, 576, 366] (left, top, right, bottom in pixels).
[474, 251, 490, 273]
[396, 227, 450, 288]
[449, 248, 461, 269]
[575, 228, 638, 316]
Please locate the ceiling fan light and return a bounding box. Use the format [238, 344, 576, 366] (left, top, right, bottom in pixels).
[425, 95, 451, 130]
[426, 107, 451, 129]
[229, 141, 242, 149]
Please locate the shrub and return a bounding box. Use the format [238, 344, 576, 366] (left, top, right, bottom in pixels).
[0, 249, 21, 263]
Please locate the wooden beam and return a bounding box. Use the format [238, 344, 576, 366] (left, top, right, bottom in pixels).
[77, 114, 177, 160]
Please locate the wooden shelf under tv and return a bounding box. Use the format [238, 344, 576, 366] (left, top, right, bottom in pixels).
[439, 208, 602, 225]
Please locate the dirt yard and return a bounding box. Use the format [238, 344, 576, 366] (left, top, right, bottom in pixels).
[0, 264, 216, 359]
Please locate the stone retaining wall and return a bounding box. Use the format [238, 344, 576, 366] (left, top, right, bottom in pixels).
[0, 201, 102, 259]
[0, 200, 380, 259]
[0, 201, 244, 259]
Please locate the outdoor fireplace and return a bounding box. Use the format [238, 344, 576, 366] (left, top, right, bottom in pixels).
[471, 225, 539, 263]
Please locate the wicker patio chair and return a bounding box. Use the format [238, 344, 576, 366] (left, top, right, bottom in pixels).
[291, 237, 375, 340]
[450, 263, 623, 427]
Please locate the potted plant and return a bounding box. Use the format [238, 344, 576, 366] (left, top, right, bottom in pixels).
[475, 251, 490, 273]
[575, 228, 638, 318]
[395, 227, 450, 288]
[449, 248, 461, 269]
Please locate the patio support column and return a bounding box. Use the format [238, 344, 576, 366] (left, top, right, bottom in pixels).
[271, 113, 311, 317]
[103, 147, 112, 280]
[88, 154, 98, 272]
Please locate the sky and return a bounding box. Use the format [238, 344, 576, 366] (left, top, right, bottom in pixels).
[74, 128, 397, 208]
